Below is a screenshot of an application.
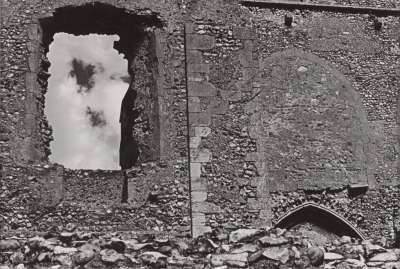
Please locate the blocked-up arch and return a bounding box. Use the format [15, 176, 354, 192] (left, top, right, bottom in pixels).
[275, 202, 366, 240]
[246, 48, 380, 191]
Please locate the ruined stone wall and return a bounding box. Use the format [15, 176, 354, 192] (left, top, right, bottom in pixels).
[186, 1, 400, 239]
[0, 0, 190, 234]
[1, 0, 400, 240]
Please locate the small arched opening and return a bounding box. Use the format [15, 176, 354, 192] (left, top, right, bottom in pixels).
[275, 203, 366, 241]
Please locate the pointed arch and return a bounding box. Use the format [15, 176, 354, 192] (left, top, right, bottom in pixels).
[275, 202, 366, 240]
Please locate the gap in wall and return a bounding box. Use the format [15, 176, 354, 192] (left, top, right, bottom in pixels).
[45, 33, 129, 170]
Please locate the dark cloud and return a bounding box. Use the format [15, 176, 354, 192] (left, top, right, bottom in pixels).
[69, 58, 105, 93]
[85, 106, 107, 127]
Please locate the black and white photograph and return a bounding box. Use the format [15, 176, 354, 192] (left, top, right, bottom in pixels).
[0, 0, 400, 268]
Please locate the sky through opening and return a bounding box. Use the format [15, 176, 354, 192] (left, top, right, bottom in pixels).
[45, 33, 129, 170]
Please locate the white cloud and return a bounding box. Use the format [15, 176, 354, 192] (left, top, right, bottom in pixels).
[45, 33, 129, 170]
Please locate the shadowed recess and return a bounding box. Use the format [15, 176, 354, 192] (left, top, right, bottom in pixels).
[39, 2, 163, 58]
[275, 203, 366, 240]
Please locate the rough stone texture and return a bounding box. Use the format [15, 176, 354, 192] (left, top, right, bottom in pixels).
[247, 49, 379, 190]
[289, 0, 398, 8]
[0, 227, 400, 269]
[0, 0, 190, 234]
[1, 0, 400, 242]
[184, 2, 400, 239]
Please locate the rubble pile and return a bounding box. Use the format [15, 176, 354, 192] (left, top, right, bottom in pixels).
[1, 227, 400, 268]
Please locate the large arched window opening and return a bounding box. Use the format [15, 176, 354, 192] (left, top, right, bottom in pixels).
[34, 2, 162, 170]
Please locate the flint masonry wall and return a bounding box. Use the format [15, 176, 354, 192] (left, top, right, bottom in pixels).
[186, 2, 400, 239]
[1, 0, 400, 241]
[0, 0, 190, 234]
